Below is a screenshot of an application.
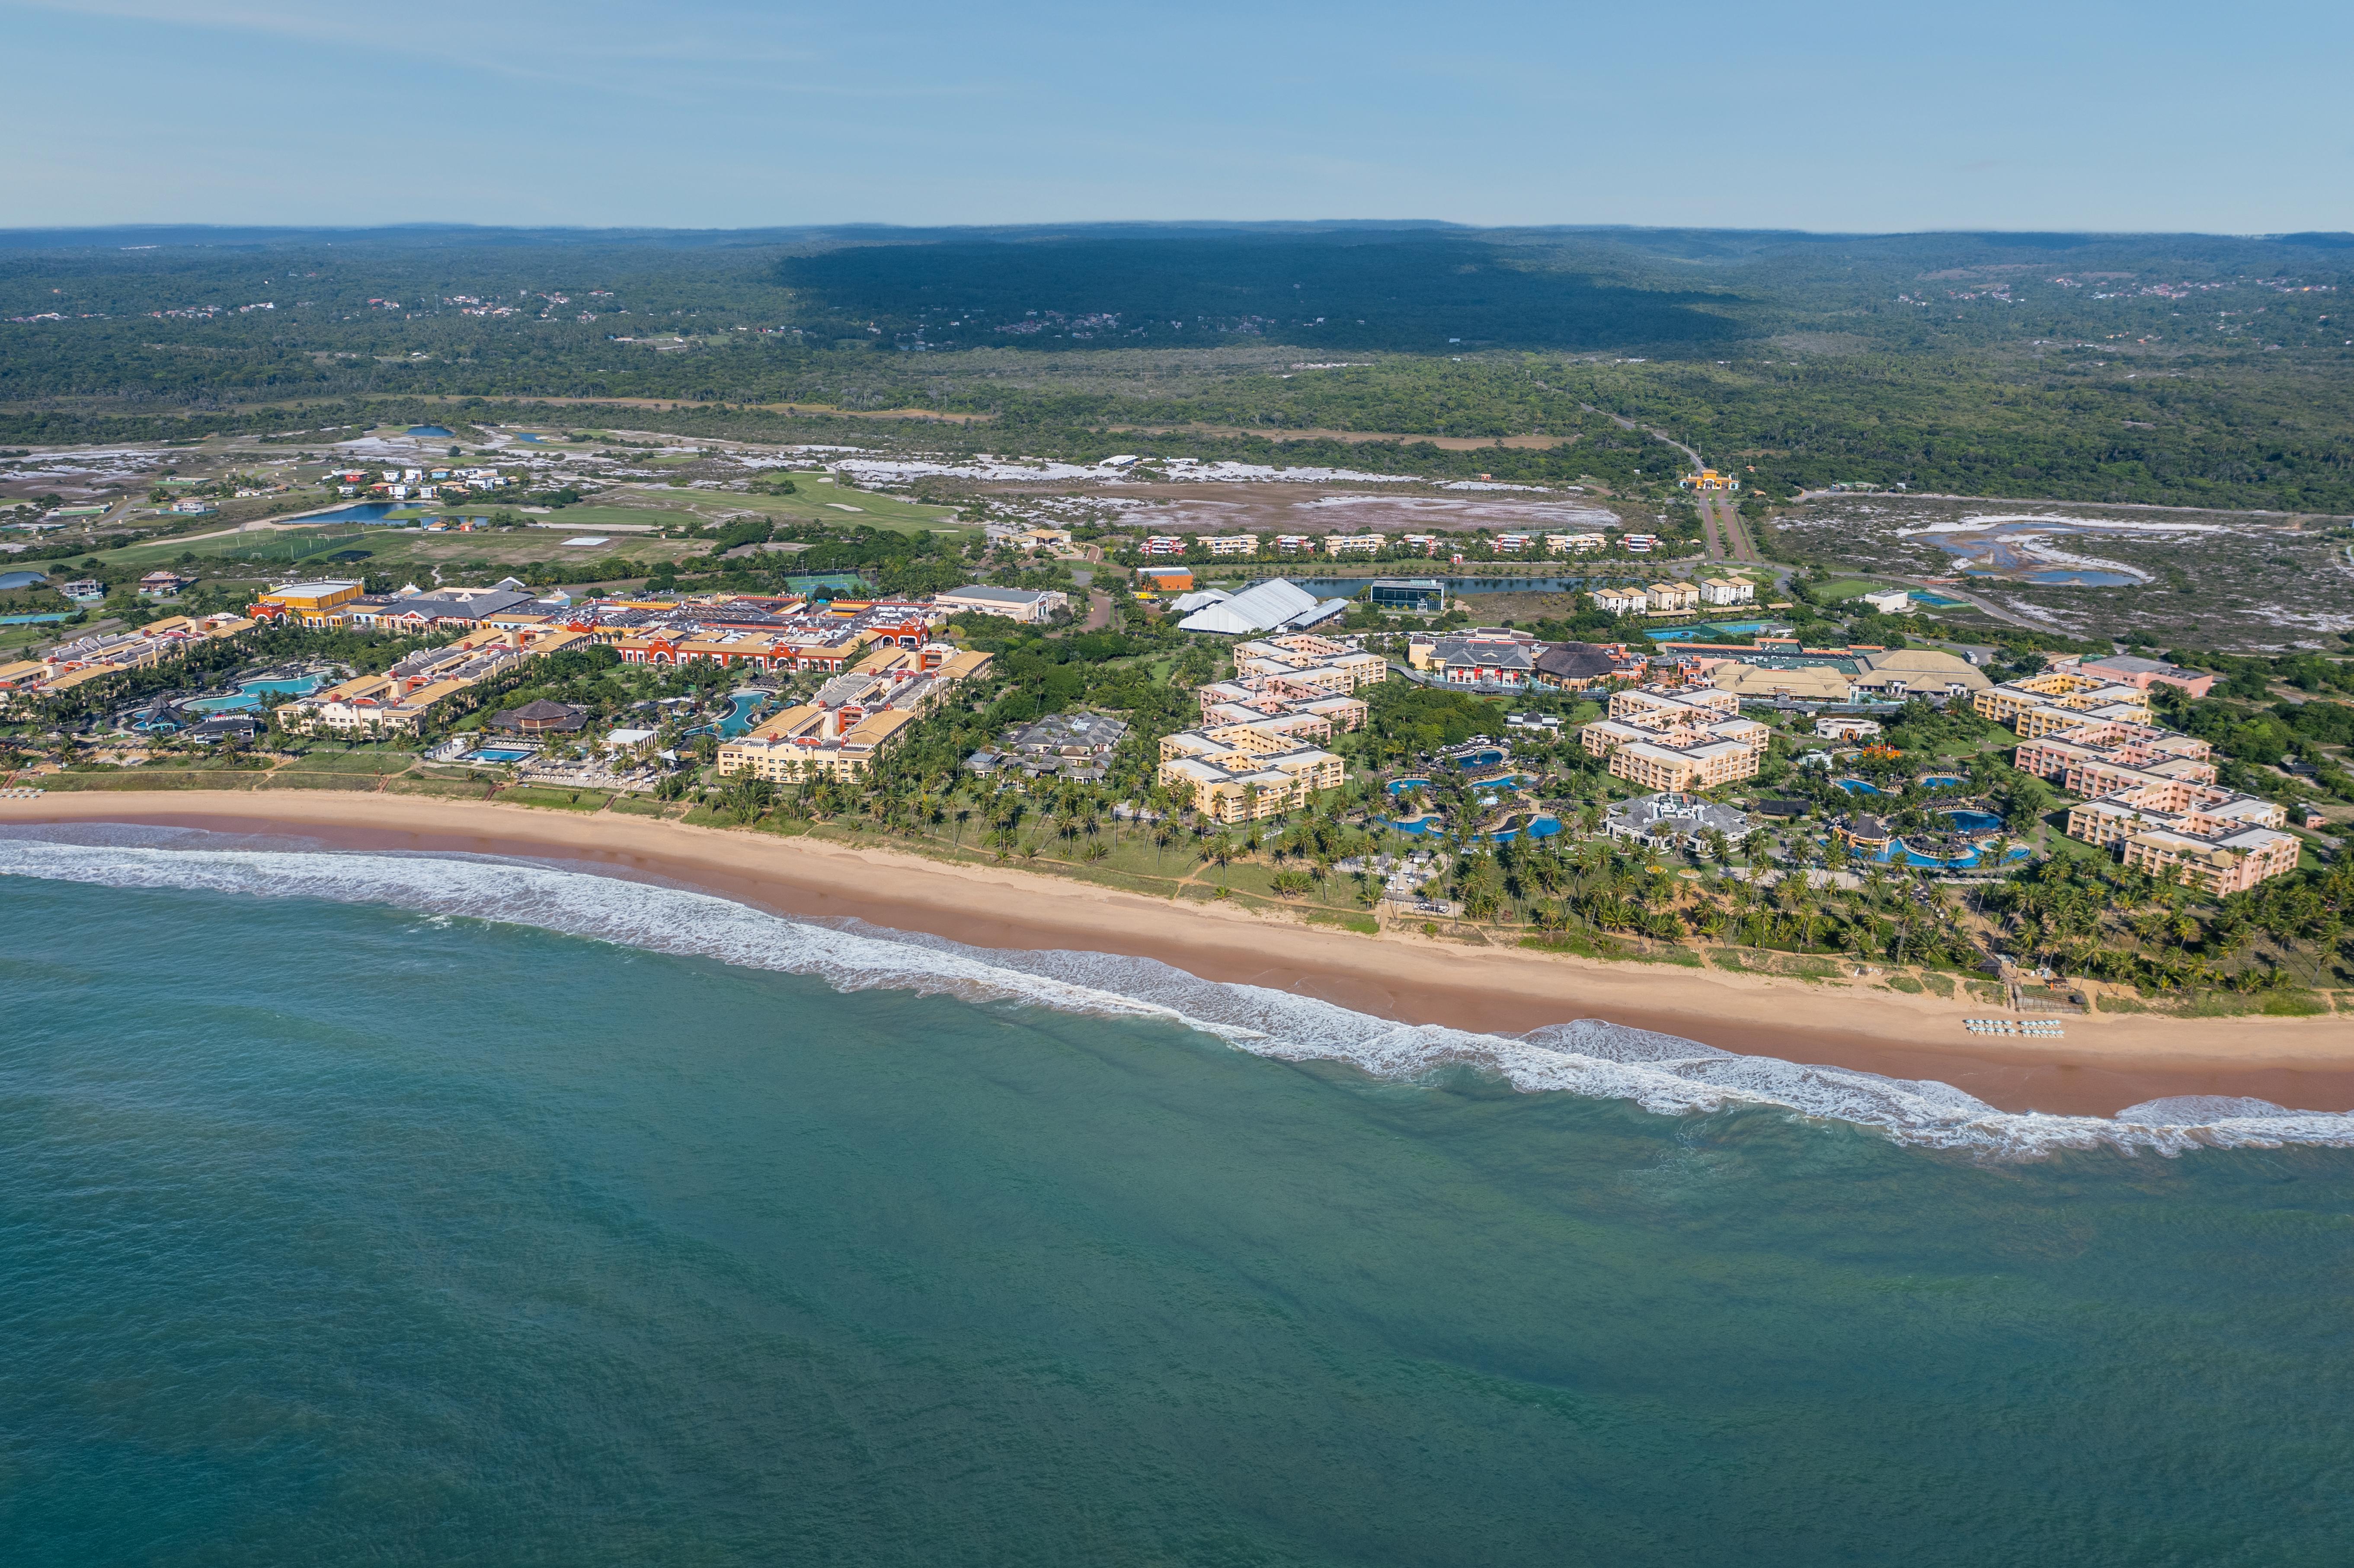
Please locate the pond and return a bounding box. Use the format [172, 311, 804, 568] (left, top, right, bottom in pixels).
[2026, 569, 2139, 587]
[294, 503, 404, 525]
[406, 425, 455, 438]
[1290, 576, 1617, 598]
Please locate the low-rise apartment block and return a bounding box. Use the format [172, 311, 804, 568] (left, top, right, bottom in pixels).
[1974, 669, 2152, 737]
[1579, 684, 1768, 792]
[276, 624, 592, 736]
[1698, 576, 1756, 606]
[1646, 581, 1699, 613]
[716, 643, 991, 784]
[2005, 714, 2299, 894]
[1157, 726, 1344, 824]
[1591, 585, 1648, 616]
[1324, 533, 1386, 556]
[1201, 534, 1260, 557]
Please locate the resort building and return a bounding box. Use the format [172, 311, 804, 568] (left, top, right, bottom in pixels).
[1579, 685, 1768, 792]
[1677, 469, 1741, 491]
[1532, 640, 1631, 691]
[1847, 648, 1990, 701]
[1548, 533, 1608, 553]
[249, 579, 365, 627]
[1815, 715, 1884, 741]
[1698, 577, 1756, 607]
[1645, 581, 1700, 614]
[2002, 712, 2298, 894]
[1231, 633, 1386, 696]
[1135, 566, 1195, 595]
[1604, 792, 1757, 850]
[1412, 630, 1541, 690]
[1202, 535, 1260, 557]
[1156, 728, 1344, 824]
[2060, 653, 2218, 699]
[716, 644, 991, 784]
[1368, 578, 1446, 614]
[275, 625, 592, 736]
[1974, 669, 2152, 736]
[934, 584, 1069, 623]
[1324, 533, 1386, 556]
[967, 712, 1132, 782]
[1591, 585, 1649, 616]
[1176, 578, 1350, 636]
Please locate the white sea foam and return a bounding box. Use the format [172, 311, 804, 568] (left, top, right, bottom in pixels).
[5, 835, 2351, 1159]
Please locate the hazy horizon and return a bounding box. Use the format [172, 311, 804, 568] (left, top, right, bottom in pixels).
[4, 0, 2348, 233]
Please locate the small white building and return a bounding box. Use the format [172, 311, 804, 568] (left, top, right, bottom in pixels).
[1860, 588, 1914, 615]
[1698, 577, 1755, 606]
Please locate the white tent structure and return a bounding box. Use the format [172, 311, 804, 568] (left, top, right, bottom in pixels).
[1176, 578, 1350, 635]
[1168, 588, 1231, 614]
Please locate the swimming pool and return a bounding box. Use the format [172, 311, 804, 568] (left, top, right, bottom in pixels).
[1836, 778, 1890, 796]
[1489, 815, 1562, 843]
[1936, 808, 2005, 834]
[1386, 778, 1432, 795]
[466, 747, 535, 764]
[182, 674, 324, 713]
[1877, 839, 2031, 869]
[713, 691, 770, 738]
[1451, 749, 1506, 770]
[1919, 775, 1967, 789]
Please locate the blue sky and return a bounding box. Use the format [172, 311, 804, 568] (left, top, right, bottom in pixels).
[4, 0, 2348, 233]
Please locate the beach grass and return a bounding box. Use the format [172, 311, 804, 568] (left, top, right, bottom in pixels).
[497, 786, 614, 812]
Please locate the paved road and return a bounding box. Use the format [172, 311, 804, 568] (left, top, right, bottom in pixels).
[1082, 589, 1112, 631]
[1698, 494, 1761, 563]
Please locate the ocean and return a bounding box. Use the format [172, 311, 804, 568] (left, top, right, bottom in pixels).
[4, 826, 2352, 1565]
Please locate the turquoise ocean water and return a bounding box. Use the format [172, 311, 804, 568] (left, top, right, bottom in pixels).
[4, 826, 2353, 1565]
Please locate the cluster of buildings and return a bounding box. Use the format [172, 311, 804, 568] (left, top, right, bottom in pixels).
[1589, 578, 1755, 616]
[1135, 530, 1666, 560]
[0, 612, 255, 705]
[1578, 687, 1771, 792]
[966, 712, 1132, 782]
[1998, 711, 2297, 895]
[716, 642, 992, 783]
[1155, 633, 1383, 823]
[276, 623, 593, 736]
[333, 466, 517, 501]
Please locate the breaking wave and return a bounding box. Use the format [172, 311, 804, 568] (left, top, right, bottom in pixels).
[4, 831, 2350, 1159]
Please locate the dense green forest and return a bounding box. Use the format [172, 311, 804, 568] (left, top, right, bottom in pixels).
[4, 223, 2351, 511]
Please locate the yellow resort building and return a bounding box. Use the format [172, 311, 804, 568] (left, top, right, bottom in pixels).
[716, 643, 992, 784]
[250, 579, 366, 627]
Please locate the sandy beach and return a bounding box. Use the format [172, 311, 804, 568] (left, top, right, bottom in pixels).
[5, 790, 2347, 1118]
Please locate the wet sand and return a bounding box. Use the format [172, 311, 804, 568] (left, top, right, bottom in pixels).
[5, 791, 2348, 1119]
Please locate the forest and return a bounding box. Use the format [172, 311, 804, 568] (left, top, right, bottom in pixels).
[3, 223, 2352, 511]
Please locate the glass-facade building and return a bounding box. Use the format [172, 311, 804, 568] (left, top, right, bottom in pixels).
[1369, 578, 1446, 613]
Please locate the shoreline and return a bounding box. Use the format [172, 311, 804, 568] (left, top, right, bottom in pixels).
[4, 791, 2348, 1119]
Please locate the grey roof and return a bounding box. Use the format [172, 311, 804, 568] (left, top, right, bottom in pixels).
[1433, 636, 1537, 672]
[2085, 654, 2183, 676]
[1179, 578, 1324, 634]
[381, 588, 538, 621]
[1535, 641, 1618, 680]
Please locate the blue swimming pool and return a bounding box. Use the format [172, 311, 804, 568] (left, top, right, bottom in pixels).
[1876, 840, 2031, 869]
[1937, 808, 2005, 834]
[1919, 775, 1967, 789]
[1489, 815, 1562, 843]
[1836, 778, 1889, 796]
[182, 674, 324, 714]
[466, 747, 535, 764]
[713, 691, 770, 738]
[1387, 778, 1432, 795]
[1452, 749, 1506, 770]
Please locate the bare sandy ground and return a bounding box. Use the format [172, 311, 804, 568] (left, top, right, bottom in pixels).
[4, 791, 2346, 1118]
